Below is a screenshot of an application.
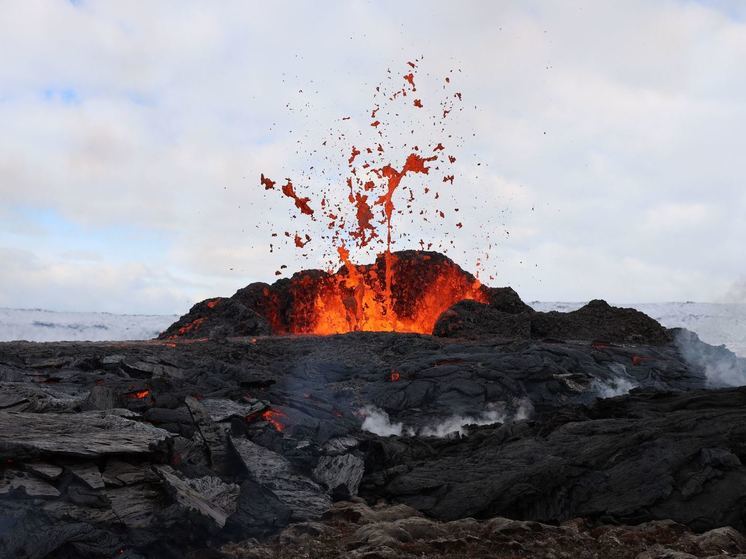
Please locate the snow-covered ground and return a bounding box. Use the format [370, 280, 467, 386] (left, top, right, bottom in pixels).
[0, 303, 744, 357]
[0, 308, 178, 343]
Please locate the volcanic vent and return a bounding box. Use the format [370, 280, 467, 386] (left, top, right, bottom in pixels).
[161, 60, 668, 344]
[160, 250, 530, 338]
[162, 61, 531, 339]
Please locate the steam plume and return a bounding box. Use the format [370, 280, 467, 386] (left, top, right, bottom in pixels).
[359, 398, 534, 438]
[674, 328, 746, 387]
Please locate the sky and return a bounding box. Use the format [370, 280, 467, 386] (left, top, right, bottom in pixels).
[1, 0, 745, 314]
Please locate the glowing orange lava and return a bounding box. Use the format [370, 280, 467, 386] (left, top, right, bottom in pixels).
[257, 60, 486, 335]
[280, 179, 314, 216]
[171, 317, 206, 338]
[256, 251, 488, 335]
[126, 390, 150, 400]
[261, 409, 288, 432]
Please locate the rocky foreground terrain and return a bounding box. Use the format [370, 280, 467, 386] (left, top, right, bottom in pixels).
[223, 499, 746, 559]
[2, 255, 746, 558]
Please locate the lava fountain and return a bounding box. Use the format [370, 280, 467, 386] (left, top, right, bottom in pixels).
[273, 251, 489, 335]
[253, 60, 488, 335]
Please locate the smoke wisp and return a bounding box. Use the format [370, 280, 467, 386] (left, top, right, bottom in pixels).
[359, 405, 407, 437]
[359, 398, 534, 438]
[594, 364, 638, 398]
[675, 328, 746, 387]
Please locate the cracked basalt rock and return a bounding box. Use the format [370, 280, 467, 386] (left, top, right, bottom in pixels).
[0, 410, 172, 460]
[0, 309, 743, 557]
[361, 387, 746, 532]
[230, 435, 331, 521]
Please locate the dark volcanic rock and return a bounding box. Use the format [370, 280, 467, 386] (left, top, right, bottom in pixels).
[483, 286, 535, 314]
[230, 435, 331, 521]
[0, 328, 740, 557]
[0, 410, 172, 460]
[436, 298, 673, 345]
[159, 298, 271, 340]
[224, 479, 292, 539]
[433, 300, 532, 339]
[362, 387, 746, 532]
[530, 299, 673, 344]
[221, 499, 746, 559]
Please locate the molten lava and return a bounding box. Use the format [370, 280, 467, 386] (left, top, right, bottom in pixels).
[253, 251, 488, 335]
[126, 390, 150, 400]
[242, 60, 494, 336]
[261, 409, 288, 432]
[172, 318, 206, 338]
[312, 256, 486, 334]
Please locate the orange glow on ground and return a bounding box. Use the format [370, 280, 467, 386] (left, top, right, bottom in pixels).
[261, 409, 288, 432]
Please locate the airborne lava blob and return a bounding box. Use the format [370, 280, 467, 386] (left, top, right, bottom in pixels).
[259, 60, 488, 335]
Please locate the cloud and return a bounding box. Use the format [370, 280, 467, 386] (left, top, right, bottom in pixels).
[724, 278, 746, 303]
[0, 245, 216, 314]
[641, 203, 717, 232]
[0, 0, 745, 312]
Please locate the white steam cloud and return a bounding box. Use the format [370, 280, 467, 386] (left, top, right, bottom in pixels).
[419, 402, 508, 438]
[593, 364, 638, 398]
[359, 398, 534, 438]
[359, 406, 407, 437]
[675, 329, 746, 387]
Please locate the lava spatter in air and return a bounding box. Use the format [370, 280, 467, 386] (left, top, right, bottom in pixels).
[374, 153, 438, 314]
[280, 179, 314, 216]
[403, 72, 416, 91]
[258, 60, 483, 334]
[260, 174, 276, 190]
[350, 193, 376, 247]
[294, 233, 311, 248]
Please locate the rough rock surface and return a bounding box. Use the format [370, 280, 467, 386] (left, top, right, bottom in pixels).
[1, 275, 745, 557]
[435, 298, 672, 345]
[221, 500, 746, 559]
[363, 387, 746, 531]
[160, 298, 272, 340]
[530, 299, 673, 344]
[433, 300, 532, 339]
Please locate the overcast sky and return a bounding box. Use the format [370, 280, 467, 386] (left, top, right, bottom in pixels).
[1, 0, 745, 314]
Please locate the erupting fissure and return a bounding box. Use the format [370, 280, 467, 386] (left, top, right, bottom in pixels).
[257, 60, 486, 335]
[287, 251, 489, 335]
